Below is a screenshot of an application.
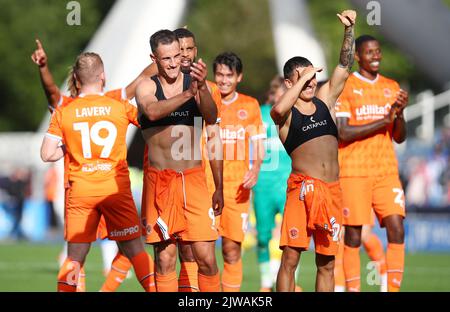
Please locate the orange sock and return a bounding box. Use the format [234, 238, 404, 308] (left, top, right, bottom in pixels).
[199, 272, 221, 292]
[344, 246, 361, 292]
[334, 242, 345, 291]
[76, 267, 86, 292]
[57, 258, 81, 292]
[156, 271, 178, 292]
[100, 252, 132, 292]
[363, 233, 387, 275]
[130, 251, 156, 292]
[222, 259, 242, 292]
[178, 261, 199, 292]
[386, 243, 405, 292]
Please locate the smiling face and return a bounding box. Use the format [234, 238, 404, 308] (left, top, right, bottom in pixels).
[178, 37, 197, 74]
[214, 63, 242, 99]
[151, 40, 181, 80]
[356, 39, 382, 76]
[285, 65, 317, 101]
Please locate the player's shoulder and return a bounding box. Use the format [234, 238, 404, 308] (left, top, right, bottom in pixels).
[105, 88, 126, 101]
[206, 80, 217, 90]
[237, 92, 259, 105]
[140, 75, 156, 87]
[344, 72, 360, 86]
[136, 76, 157, 95]
[378, 74, 400, 88]
[60, 95, 75, 107]
[101, 93, 137, 110]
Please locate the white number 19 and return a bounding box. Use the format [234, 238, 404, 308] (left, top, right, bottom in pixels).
[73, 121, 117, 159]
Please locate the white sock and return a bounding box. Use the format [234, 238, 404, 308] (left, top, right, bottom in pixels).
[100, 239, 118, 274]
[380, 273, 388, 292]
[58, 242, 68, 267]
[294, 262, 301, 285]
[270, 259, 281, 285]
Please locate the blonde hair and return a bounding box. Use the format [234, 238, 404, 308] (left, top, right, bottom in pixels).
[67, 66, 78, 98]
[67, 52, 104, 97]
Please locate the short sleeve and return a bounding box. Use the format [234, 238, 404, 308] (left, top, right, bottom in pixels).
[106, 88, 127, 101]
[46, 108, 63, 141]
[335, 87, 352, 119]
[207, 81, 221, 123]
[123, 100, 140, 128]
[249, 100, 266, 141]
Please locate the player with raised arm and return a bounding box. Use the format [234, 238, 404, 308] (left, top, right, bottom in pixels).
[271, 10, 356, 292]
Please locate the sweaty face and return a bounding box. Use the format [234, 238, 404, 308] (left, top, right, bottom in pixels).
[357, 40, 382, 75]
[178, 37, 197, 74]
[214, 64, 242, 98]
[153, 41, 181, 80]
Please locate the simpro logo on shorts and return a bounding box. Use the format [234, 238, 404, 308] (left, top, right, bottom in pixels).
[110, 225, 139, 237]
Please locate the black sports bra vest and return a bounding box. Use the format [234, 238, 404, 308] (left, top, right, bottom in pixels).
[283, 97, 338, 155]
[139, 74, 201, 129]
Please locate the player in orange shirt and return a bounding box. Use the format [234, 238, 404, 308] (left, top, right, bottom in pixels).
[271, 10, 356, 292]
[32, 39, 157, 292]
[335, 35, 408, 292]
[203, 52, 266, 292]
[40, 52, 155, 292]
[136, 30, 223, 292]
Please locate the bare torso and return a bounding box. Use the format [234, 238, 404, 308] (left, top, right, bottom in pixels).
[142, 124, 202, 171]
[289, 135, 339, 182]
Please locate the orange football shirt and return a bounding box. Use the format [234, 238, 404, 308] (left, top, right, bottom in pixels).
[58, 89, 127, 188]
[336, 72, 400, 177]
[204, 88, 266, 182]
[47, 93, 138, 197]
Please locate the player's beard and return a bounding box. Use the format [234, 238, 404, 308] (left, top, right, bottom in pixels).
[180, 65, 191, 75]
[180, 58, 194, 75]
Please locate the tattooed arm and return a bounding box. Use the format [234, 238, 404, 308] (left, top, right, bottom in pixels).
[317, 10, 356, 109]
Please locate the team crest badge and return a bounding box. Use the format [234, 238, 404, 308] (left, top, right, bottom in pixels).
[237, 109, 248, 120]
[343, 207, 350, 218]
[289, 227, 299, 239]
[383, 88, 392, 98]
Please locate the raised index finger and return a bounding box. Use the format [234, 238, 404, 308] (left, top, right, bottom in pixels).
[36, 39, 43, 50]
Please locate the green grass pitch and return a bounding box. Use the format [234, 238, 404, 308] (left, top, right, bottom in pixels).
[0, 242, 449, 292]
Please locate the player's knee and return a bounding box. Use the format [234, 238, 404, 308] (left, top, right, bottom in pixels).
[117, 238, 144, 259]
[197, 255, 218, 276]
[386, 225, 404, 244]
[344, 227, 362, 247]
[280, 257, 297, 273]
[384, 216, 405, 243]
[222, 240, 241, 264]
[156, 251, 177, 273]
[316, 255, 334, 275]
[223, 248, 241, 264]
[280, 249, 300, 272]
[178, 248, 196, 262]
[67, 243, 90, 263]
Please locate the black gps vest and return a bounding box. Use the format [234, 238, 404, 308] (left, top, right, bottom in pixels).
[139, 74, 201, 129]
[283, 97, 338, 155]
